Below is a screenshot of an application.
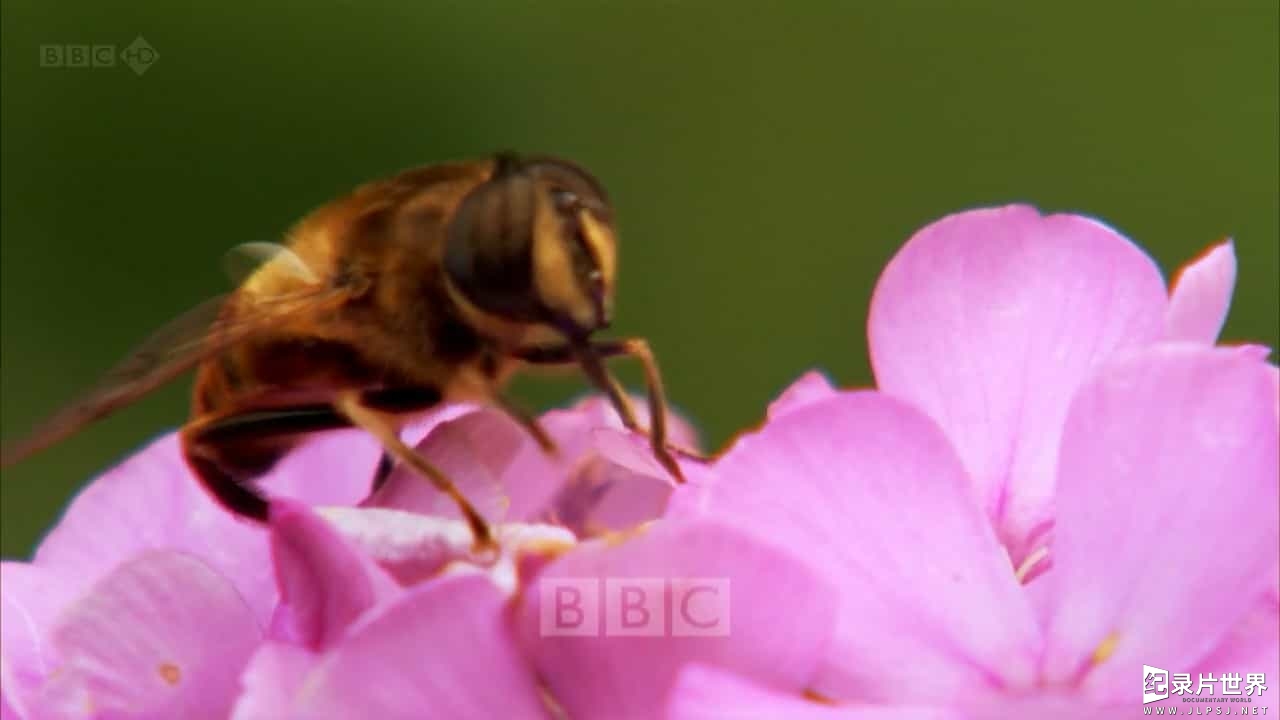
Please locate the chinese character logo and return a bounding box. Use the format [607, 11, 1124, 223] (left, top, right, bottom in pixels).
[1143, 665, 1170, 704]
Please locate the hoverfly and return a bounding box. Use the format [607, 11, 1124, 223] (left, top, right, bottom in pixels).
[1, 153, 690, 551]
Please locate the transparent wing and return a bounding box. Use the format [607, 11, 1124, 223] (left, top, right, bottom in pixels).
[223, 242, 320, 286]
[1, 282, 352, 466]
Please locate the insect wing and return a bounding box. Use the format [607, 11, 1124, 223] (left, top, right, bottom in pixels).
[1, 283, 350, 466]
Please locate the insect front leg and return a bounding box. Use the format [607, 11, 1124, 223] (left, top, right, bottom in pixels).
[515, 338, 700, 482]
[493, 394, 558, 455]
[334, 389, 496, 553]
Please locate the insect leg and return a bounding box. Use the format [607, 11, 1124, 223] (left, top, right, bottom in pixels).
[333, 390, 495, 553]
[583, 338, 684, 482]
[494, 394, 558, 455]
[370, 452, 394, 493]
[360, 387, 447, 493]
[516, 339, 694, 482]
[182, 404, 352, 522]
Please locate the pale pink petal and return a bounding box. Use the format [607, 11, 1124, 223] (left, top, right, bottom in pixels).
[364, 409, 519, 522]
[590, 427, 676, 480]
[566, 393, 701, 452]
[292, 574, 546, 719]
[1041, 344, 1278, 700]
[868, 206, 1168, 558]
[1271, 362, 1279, 602]
[1166, 240, 1236, 343]
[369, 395, 701, 537]
[1269, 363, 1279, 425]
[268, 501, 399, 651]
[316, 506, 574, 591]
[33, 434, 278, 624]
[1191, 596, 1280, 704]
[260, 429, 382, 508]
[516, 518, 839, 720]
[548, 449, 674, 534]
[964, 695, 1122, 719]
[516, 394, 700, 526]
[535, 428, 702, 537]
[268, 403, 475, 509]
[766, 371, 838, 420]
[666, 665, 960, 720]
[230, 643, 317, 720]
[40, 551, 262, 720]
[0, 564, 81, 719]
[670, 390, 1041, 702]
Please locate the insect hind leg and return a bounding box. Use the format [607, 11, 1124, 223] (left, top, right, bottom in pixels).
[181, 403, 352, 522]
[370, 451, 394, 493]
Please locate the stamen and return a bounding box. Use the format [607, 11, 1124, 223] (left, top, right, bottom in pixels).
[157, 662, 182, 686]
[803, 688, 837, 705]
[537, 678, 570, 720]
[1090, 631, 1120, 666]
[1014, 546, 1050, 584]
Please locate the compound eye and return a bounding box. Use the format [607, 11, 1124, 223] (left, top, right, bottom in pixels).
[443, 173, 543, 323]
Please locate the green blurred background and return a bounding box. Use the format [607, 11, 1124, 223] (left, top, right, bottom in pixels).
[2, 2, 1277, 557]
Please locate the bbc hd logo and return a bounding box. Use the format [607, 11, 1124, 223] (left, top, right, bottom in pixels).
[540, 577, 730, 637]
[39, 36, 158, 76]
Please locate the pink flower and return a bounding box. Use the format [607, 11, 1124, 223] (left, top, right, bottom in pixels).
[1, 396, 695, 718]
[649, 206, 1278, 717]
[3, 204, 1274, 719]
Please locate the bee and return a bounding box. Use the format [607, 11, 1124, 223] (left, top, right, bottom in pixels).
[1, 153, 691, 551]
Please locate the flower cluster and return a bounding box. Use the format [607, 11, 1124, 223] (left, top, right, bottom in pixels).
[2, 206, 1276, 720]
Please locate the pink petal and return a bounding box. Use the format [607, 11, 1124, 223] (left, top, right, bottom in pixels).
[536, 428, 702, 537]
[517, 394, 700, 526]
[291, 574, 545, 719]
[964, 695, 1122, 719]
[260, 429, 382, 508]
[230, 643, 317, 720]
[369, 397, 700, 536]
[516, 518, 839, 720]
[666, 665, 960, 720]
[1191, 595, 1280, 704]
[565, 393, 701, 452]
[1041, 344, 1278, 700]
[1166, 240, 1236, 343]
[268, 501, 399, 651]
[766, 371, 838, 420]
[670, 390, 1041, 702]
[1270, 362, 1280, 602]
[316, 507, 574, 590]
[546, 449, 673, 535]
[226, 405, 472, 507]
[40, 550, 262, 719]
[868, 206, 1168, 558]
[1269, 363, 1279, 425]
[0, 564, 81, 719]
[364, 409, 519, 522]
[33, 434, 279, 625]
